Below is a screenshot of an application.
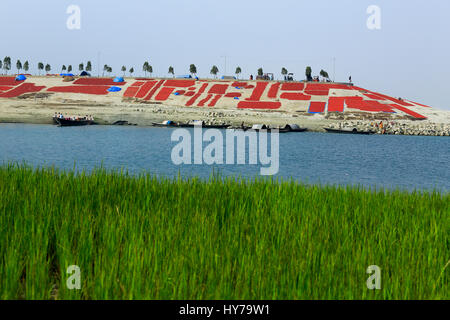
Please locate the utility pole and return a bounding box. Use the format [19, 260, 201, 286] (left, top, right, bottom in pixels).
[333, 57, 336, 82]
[97, 51, 100, 77]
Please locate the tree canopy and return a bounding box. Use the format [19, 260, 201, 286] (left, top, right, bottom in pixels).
[210, 65, 219, 78]
[257, 68, 263, 76]
[189, 64, 197, 75]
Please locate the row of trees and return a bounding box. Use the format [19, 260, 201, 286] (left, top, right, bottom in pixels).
[1, 57, 31, 75]
[2, 56, 331, 81]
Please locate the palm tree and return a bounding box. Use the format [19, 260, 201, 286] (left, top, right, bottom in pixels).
[68, 65, 72, 73]
[103, 64, 108, 77]
[129, 67, 134, 77]
[61, 65, 67, 73]
[3, 57, 11, 75]
[169, 66, 175, 78]
[86, 61, 92, 72]
[143, 62, 149, 77]
[45, 64, 51, 74]
[257, 68, 263, 77]
[210, 65, 219, 79]
[147, 65, 153, 77]
[79, 63, 84, 72]
[320, 69, 329, 81]
[305, 66, 312, 81]
[281, 67, 288, 80]
[121, 66, 126, 76]
[23, 61, 29, 73]
[189, 64, 197, 77]
[0, 60, 2, 74]
[38, 62, 44, 75]
[16, 60, 22, 74]
[235, 67, 242, 79]
[107, 66, 112, 75]
[168, 66, 174, 78]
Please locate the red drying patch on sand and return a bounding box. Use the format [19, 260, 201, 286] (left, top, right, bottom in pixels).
[232, 82, 247, 87]
[208, 95, 222, 107]
[348, 100, 394, 113]
[208, 84, 228, 95]
[164, 80, 196, 87]
[144, 80, 165, 100]
[131, 81, 145, 87]
[186, 83, 208, 106]
[175, 90, 186, 95]
[123, 86, 140, 98]
[390, 105, 427, 119]
[245, 85, 254, 89]
[188, 87, 196, 90]
[135, 81, 157, 99]
[281, 82, 304, 91]
[197, 94, 213, 107]
[368, 91, 414, 106]
[364, 93, 386, 100]
[0, 77, 23, 86]
[280, 92, 311, 100]
[225, 92, 241, 98]
[304, 90, 329, 96]
[406, 100, 431, 108]
[0, 83, 45, 98]
[185, 91, 195, 97]
[308, 101, 326, 113]
[327, 97, 345, 112]
[306, 83, 351, 91]
[73, 78, 125, 86]
[267, 83, 280, 98]
[246, 82, 268, 101]
[238, 101, 281, 109]
[154, 87, 175, 101]
[0, 86, 14, 92]
[47, 85, 108, 95]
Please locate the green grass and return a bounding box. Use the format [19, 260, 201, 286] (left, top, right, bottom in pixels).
[0, 164, 448, 300]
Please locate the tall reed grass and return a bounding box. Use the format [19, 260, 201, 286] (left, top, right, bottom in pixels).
[0, 164, 447, 299]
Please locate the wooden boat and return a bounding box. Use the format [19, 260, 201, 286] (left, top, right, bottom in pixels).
[324, 127, 374, 135]
[152, 120, 180, 127]
[276, 124, 308, 133]
[183, 121, 230, 129]
[56, 118, 96, 127]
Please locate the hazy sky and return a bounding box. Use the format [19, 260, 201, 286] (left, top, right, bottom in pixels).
[2, 0, 449, 110]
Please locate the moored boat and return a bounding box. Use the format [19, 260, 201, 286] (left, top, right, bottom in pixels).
[324, 127, 374, 135]
[56, 118, 96, 127]
[152, 120, 180, 127]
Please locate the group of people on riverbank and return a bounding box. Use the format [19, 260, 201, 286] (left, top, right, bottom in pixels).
[53, 112, 94, 121]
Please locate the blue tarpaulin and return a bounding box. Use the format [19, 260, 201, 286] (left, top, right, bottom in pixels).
[113, 77, 124, 83]
[107, 86, 122, 92]
[15, 75, 27, 81]
[60, 73, 74, 77]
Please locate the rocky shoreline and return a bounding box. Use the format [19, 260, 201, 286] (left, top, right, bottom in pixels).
[327, 120, 450, 136]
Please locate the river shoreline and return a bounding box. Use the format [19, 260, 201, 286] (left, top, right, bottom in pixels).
[1, 101, 449, 136]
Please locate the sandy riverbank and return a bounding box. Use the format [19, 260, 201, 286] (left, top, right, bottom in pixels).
[1, 76, 450, 135]
[1, 98, 450, 135]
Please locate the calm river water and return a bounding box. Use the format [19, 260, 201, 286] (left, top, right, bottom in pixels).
[0, 124, 448, 192]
